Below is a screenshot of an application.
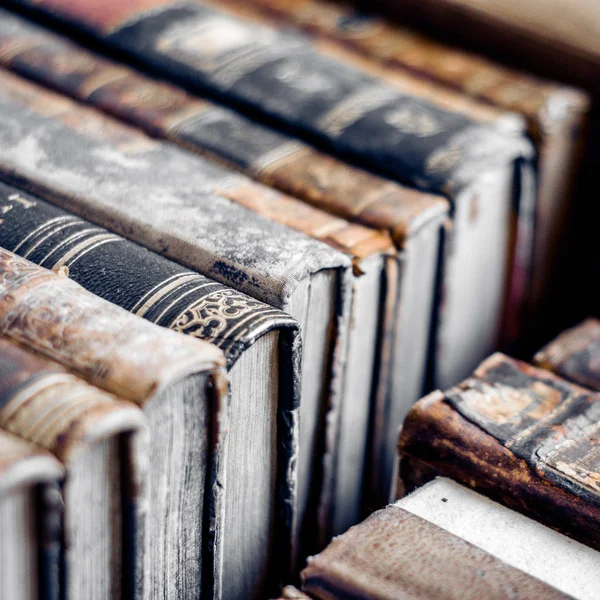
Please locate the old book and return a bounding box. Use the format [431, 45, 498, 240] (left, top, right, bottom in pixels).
[535, 319, 600, 392]
[8, 0, 536, 392]
[398, 352, 600, 553]
[0, 12, 449, 516]
[0, 72, 355, 570]
[0, 181, 304, 598]
[301, 478, 573, 599]
[220, 0, 590, 325]
[357, 0, 600, 92]
[0, 429, 64, 600]
[0, 248, 230, 600]
[0, 338, 146, 600]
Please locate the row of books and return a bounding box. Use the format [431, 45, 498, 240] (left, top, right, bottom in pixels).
[283, 319, 600, 599]
[0, 0, 595, 598]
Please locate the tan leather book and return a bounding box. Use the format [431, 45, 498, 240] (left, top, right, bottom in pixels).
[535, 318, 600, 391]
[398, 353, 600, 552]
[0, 248, 228, 600]
[0, 338, 146, 600]
[301, 478, 572, 599]
[221, 0, 590, 321]
[350, 0, 600, 92]
[0, 10, 451, 517]
[0, 429, 64, 600]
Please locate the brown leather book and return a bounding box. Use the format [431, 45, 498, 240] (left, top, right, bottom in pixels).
[535, 318, 600, 392]
[0, 429, 64, 600]
[0, 248, 228, 600]
[350, 0, 600, 93]
[301, 478, 572, 599]
[220, 0, 590, 323]
[398, 352, 600, 552]
[0, 10, 449, 519]
[0, 337, 146, 600]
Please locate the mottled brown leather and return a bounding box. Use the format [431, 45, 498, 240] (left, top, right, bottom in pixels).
[535, 319, 600, 392]
[398, 354, 600, 552]
[301, 501, 569, 599]
[0, 23, 447, 250]
[0, 337, 145, 464]
[0, 248, 226, 404]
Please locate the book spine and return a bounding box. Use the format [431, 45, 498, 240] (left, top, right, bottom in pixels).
[0, 245, 225, 404]
[0, 182, 298, 368]
[8, 0, 532, 197]
[301, 500, 570, 599]
[0, 12, 405, 254]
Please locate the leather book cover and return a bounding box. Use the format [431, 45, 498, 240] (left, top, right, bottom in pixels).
[535, 319, 600, 392]
[0, 9, 447, 251]
[8, 0, 533, 198]
[300, 495, 569, 599]
[398, 352, 600, 552]
[0, 337, 146, 600]
[0, 429, 64, 600]
[217, 0, 590, 322]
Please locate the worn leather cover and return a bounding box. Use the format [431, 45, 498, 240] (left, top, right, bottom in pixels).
[217, 0, 589, 315]
[301, 500, 569, 599]
[0, 9, 447, 250]
[0, 249, 225, 405]
[0, 248, 234, 596]
[398, 352, 600, 551]
[7, 0, 533, 199]
[535, 319, 600, 392]
[0, 182, 300, 372]
[0, 429, 64, 600]
[0, 337, 146, 600]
